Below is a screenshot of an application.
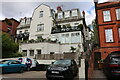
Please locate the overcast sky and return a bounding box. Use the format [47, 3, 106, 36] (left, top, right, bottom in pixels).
[0, 0, 110, 25]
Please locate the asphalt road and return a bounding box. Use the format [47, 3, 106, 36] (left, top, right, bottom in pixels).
[1, 71, 47, 80]
[1, 71, 79, 80]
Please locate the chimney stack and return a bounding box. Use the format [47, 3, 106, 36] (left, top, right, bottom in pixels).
[57, 6, 62, 13]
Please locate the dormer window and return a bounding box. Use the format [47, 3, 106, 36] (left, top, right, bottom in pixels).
[64, 11, 70, 18]
[20, 19, 25, 25]
[58, 12, 63, 19]
[72, 10, 78, 17]
[26, 18, 31, 24]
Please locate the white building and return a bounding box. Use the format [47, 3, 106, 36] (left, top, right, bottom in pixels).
[16, 4, 91, 58]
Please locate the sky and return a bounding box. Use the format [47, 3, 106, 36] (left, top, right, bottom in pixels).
[0, 0, 110, 25]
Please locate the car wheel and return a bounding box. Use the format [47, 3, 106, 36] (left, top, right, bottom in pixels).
[19, 67, 24, 73]
[26, 67, 30, 71]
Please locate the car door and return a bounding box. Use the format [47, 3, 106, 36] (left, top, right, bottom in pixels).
[71, 60, 76, 75]
[8, 61, 21, 72]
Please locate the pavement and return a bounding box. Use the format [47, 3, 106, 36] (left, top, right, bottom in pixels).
[91, 70, 107, 80]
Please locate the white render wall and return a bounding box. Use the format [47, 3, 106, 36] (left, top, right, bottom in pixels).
[29, 4, 54, 40]
[19, 42, 84, 57]
[17, 28, 30, 34]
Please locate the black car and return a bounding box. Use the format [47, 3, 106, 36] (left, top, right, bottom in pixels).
[103, 51, 120, 79]
[46, 59, 78, 79]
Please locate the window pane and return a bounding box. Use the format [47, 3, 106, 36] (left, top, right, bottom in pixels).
[26, 18, 30, 24]
[116, 8, 120, 20]
[103, 10, 111, 22]
[22, 50, 27, 56]
[64, 11, 70, 18]
[58, 12, 63, 19]
[30, 50, 34, 56]
[61, 34, 65, 43]
[72, 10, 78, 16]
[37, 50, 41, 54]
[105, 29, 114, 42]
[21, 19, 25, 25]
[40, 11, 43, 17]
[37, 24, 44, 31]
[119, 28, 120, 39]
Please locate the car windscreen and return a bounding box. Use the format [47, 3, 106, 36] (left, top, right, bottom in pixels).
[111, 57, 120, 64]
[53, 60, 71, 65]
[0, 60, 10, 64]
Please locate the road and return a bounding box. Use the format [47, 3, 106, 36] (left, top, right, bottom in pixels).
[1, 71, 79, 80]
[1, 71, 46, 80]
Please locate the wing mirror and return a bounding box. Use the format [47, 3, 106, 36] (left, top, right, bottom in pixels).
[7, 63, 10, 65]
[51, 62, 54, 64]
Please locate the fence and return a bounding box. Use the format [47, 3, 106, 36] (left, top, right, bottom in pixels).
[35, 53, 77, 60]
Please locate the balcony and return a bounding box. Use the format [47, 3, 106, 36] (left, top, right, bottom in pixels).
[51, 24, 83, 34]
[56, 16, 83, 23]
[17, 24, 30, 29]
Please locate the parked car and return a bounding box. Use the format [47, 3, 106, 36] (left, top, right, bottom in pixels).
[103, 51, 120, 79]
[18, 58, 40, 71]
[46, 59, 78, 79]
[0, 60, 26, 73]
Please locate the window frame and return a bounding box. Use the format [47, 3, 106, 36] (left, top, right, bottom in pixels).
[72, 10, 78, 17]
[116, 8, 120, 20]
[58, 12, 63, 19]
[37, 24, 44, 32]
[39, 11, 43, 18]
[105, 28, 114, 43]
[103, 10, 111, 22]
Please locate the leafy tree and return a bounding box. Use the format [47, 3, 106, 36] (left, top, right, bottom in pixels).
[91, 19, 99, 47]
[1, 33, 20, 58]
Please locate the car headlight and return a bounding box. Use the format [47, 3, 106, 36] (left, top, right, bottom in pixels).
[62, 67, 69, 71]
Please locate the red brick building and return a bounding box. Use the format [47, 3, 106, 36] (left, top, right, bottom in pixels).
[0, 18, 20, 36]
[94, 2, 120, 59]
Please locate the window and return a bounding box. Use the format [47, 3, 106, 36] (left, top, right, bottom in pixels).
[58, 12, 63, 19]
[37, 24, 44, 31]
[118, 28, 120, 39]
[11, 61, 21, 64]
[103, 10, 111, 22]
[105, 29, 114, 42]
[30, 50, 34, 56]
[72, 10, 78, 16]
[26, 18, 31, 24]
[61, 34, 65, 43]
[22, 50, 27, 56]
[65, 34, 70, 43]
[116, 8, 120, 20]
[71, 33, 80, 43]
[40, 11, 43, 17]
[21, 19, 25, 25]
[60, 34, 70, 43]
[64, 11, 70, 18]
[37, 49, 41, 54]
[19, 31, 22, 34]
